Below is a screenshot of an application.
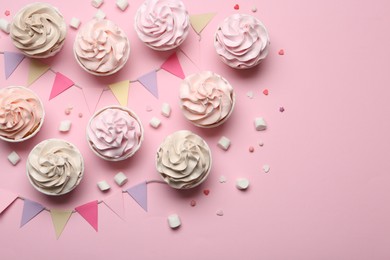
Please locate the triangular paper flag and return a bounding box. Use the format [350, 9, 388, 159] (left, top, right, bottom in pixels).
[49, 72, 74, 100]
[4, 51, 25, 79]
[126, 182, 148, 212]
[190, 13, 216, 34]
[138, 70, 158, 98]
[0, 189, 18, 214]
[161, 53, 185, 79]
[75, 200, 98, 232]
[103, 192, 125, 220]
[108, 80, 130, 106]
[27, 59, 50, 86]
[20, 199, 45, 227]
[81, 86, 103, 114]
[50, 209, 73, 239]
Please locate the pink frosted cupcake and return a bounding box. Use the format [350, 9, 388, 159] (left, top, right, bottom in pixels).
[87, 106, 144, 161]
[179, 71, 235, 128]
[74, 19, 130, 76]
[134, 0, 190, 51]
[214, 14, 270, 69]
[0, 86, 44, 142]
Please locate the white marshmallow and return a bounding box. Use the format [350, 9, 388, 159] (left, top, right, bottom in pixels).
[167, 214, 181, 229]
[94, 9, 106, 20]
[8, 151, 20, 165]
[149, 117, 161, 128]
[161, 103, 171, 117]
[254, 117, 267, 131]
[59, 120, 72, 132]
[69, 17, 81, 29]
[97, 180, 110, 191]
[216, 209, 224, 216]
[116, 0, 129, 11]
[0, 19, 10, 34]
[236, 178, 250, 190]
[263, 164, 270, 173]
[217, 136, 231, 151]
[91, 0, 103, 8]
[114, 172, 128, 186]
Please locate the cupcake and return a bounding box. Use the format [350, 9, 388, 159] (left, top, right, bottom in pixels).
[74, 19, 130, 76]
[10, 3, 67, 58]
[179, 71, 235, 128]
[0, 86, 44, 142]
[214, 14, 270, 69]
[156, 130, 212, 189]
[134, 0, 189, 51]
[26, 139, 84, 196]
[87, 106, 144, 161]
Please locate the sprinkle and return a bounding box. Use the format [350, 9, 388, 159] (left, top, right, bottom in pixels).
[219, 175, 227, 183]
[216, 209, 224, 216]
[251, 7, 257, 13]
[190, 200, 196, 207]
[246, 91, 254, 99]
[263, 89, 269, 95]
[145, 105, 153, 112]
[278, 49, 285, 55]
[4, 10, 10, 16]
[234, 4, 239, 10]
[65, 108, 71, 115]
[8, 151, 20, 165]
[203, 189, 210, 196]
[258, 141, 264, 147]
[279, 107, 285, 112]
[263, 164, 270, 173]
[249, 146, 254, 153]
[78, 112, 83, 118]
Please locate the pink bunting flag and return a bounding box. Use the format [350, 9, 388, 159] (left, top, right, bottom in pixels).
[49, 72, 74, 100]
[20, 199, 45, 227]
[126, 182, 148, 212]
[103, 192, 125, 220]
[75, 200, 98, 232]
[0, 189, 18, 214]
[138, 70, 158, 98]
[161, 53, 185, 79]
[4, 51, 25, 79]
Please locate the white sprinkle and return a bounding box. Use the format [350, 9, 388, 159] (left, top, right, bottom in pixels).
[246, 91, 254, 99]
[263, 164, 270, 173]
[145, 105, 153, 112]
[91, 0, 103, 8]
[59, 120, 72, 132]
[69, 17, 81, 29]
[216, 209, 224, 216]
[114, 172, 128, 186]
[217, 136, 231, 151]
[116, 0, 129, 11]
[254, 117, 267, 131]
[150, 117, 161, 128]
[0, 19, 10, 34]
[8, 151, 20, 165]
[236, 178, 250, 190]
[251, 7, 258, 13]
[219, 176, 227, 183]
[94, 9, 106, 20]
[167, 214, 181, 229]
[258, 141, 264, 147]
[161, 103, 171, 117]
[97, 180, 110, 191]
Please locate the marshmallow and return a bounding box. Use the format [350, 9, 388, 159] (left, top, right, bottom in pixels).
[59, 120, 72, 132]
[236, 178, 250, 190]
[167, 214, 181, 229]
[97, 180, 110, 191]
[254, 117, 267, 131]
[161, 103, 171, 117]
[116, 0, 129, 11]
[217, 136, 231, 151]
[0, 19, 10, 34]
[69, 17, 81, 29]
[149, 117, 161, 128]
[8, 151, 20, 165]
[94, 9, 106, 20]
[114, 172, 128, 186]
[263, 164, 270, 173]
[216, 209, 224, 216]
[91, 0, 103, 8]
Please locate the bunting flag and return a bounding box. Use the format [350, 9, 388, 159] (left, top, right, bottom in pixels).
[103, 192, 125, 220]
[138, 70, 158, 99]
[190, 13, 216, 34]
[20, 199, 45, 227]
[161, 53, 185, 79]
[81, 86, 104, 114]
[108, 80, 130, 107]
[0, 189, 18, 214]
[50, 209, 73, 239]
[126, 182, 148, 212]
[75, 200, 98, 232]
[27, 59, 50, 86]
[4, 51, 25, 79]
[49, 72, 74, 100]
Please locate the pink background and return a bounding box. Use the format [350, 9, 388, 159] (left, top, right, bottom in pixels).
[1, 0, 390, 259]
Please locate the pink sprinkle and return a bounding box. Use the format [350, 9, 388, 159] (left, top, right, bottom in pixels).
[78, 112, 83, 118]
[190, 200, 196, 207]
[279, 107, 285, 112]
[249, 146, 254, 153]
[4, 10, 10, 16]
[203, 189, 210, 196]
[64, 108, 71, 115]
[263, 89, 269, 95]
[278, 49, 285, 55]
[234, 4, 239, 10]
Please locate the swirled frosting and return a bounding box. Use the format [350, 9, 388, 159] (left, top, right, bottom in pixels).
[10, 3, 67, 58]
[0, 86, 44, 141]
[27, 139, 84, 195]
[135, 0, 190, 51]
[180, 71, 235, 127]
[214, 14, 270, 69]
[74, 19, 130, 75]
[87, 107, 143, 161]
[156, 130, 212, 189]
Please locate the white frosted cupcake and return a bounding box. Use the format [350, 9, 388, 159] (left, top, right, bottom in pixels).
[87, 106, 144, 161]
[134, 0, 190, 51]
[74, 19, 130, 76]
[10, 3, 67, 58]
[179, 71, 235, 128]
[214, 14, 270, 69]
[0, 86, 44, 142]
[27, 139, 84, 196]
[156, 130, 212, 189]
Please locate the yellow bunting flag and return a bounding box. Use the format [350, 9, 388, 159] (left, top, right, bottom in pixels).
[27, 59, 50, 86]
[50, 209, 73, 239]
[190, 13, 216, 35]
[108, 80, 130, 107]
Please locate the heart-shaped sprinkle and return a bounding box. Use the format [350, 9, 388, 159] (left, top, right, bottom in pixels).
[216, 210, 224, 216]
[203, 189, 210, 195]
[278, 49, 285, 55]
[263, 89, 269, 95]
[234, 4, 239, 10]
[190, 200, 196, 207]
